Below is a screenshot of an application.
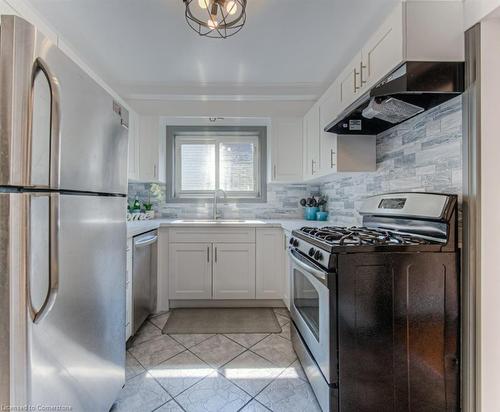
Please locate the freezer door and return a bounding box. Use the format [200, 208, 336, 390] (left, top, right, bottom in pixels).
[0, 15, 128, 194]
[28, 194, 126, 411]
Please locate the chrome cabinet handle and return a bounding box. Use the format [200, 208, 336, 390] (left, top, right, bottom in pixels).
[354, 68, 360, 92]
[330, 149, 336, 168]
[29, 58, 61, 188]
[273, 164, 277, 179]
[28, 193, 60, 324]
[311, 160, 316, 175]
[214, 247, 218, 263]
[153, 164, 157, 178]
[360, 61, 367, 86]
[207, 246, 210, 262]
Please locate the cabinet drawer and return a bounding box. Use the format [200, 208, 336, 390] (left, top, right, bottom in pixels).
[169, 227, 256, 243]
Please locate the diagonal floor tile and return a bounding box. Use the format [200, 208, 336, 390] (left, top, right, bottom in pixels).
[238, 400, 271, 412]
[175, 371, 251, 412]
[224, 333, 269, 349]
[250, 335, 297, 368]
[126, 352, 145, 381]
[150, 312, 171, 329]
[220, 351, 283, 397]
[256, 366, 321, 412]
[111, 372, 171, 412]
[129, 335, 185, 369]
[273, 308, 290, 319]
[170, 334, 215, 349]
[190, 335, 245, 368]
[277, 322, 291, 341]
[153, 399, 184, 412]
[149, 351, 215, 397]
[132, 321, 162, 345]
[275, 314, 290, 327]
[283, 360, 307, 382]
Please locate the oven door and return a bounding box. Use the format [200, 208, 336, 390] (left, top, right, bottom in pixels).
[289, 248, 332, 383]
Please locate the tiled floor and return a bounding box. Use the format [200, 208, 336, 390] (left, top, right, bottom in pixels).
[112, 308, 322, 412]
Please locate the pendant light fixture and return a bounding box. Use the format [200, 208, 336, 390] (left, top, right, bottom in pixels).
[183, 0, 247, 38]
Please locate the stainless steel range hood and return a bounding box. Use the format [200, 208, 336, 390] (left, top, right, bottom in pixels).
[325, 61, 464, 135]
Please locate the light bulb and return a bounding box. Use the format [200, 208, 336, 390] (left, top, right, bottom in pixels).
[198, 0, 209, 9]
[226, 0, 237, 15]
[207, 18, 218, 29]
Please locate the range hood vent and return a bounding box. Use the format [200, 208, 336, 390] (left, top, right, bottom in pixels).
[325, 61, 464, 135]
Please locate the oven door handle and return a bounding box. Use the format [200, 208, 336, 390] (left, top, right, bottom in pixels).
[288, 249, 327, 283]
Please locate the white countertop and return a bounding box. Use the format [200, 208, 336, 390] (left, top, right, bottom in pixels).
[127, 218, 328, 238]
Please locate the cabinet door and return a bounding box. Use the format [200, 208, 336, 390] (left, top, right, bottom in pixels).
[283, 231, 292, 310]
[319, 105, 338, 175]
[303, 104, 321, 179]
[270, 118, 303, 182]
[213, 243, 256, 299]
[138, 116, 165, 183]
[361, 4, 403, 89]
[338, 53, 362, 109]
[127, 112, 139, 181]
[169, 243, 212, 299]
[126, 238, 133, 340]
[256, 228, 284, 300]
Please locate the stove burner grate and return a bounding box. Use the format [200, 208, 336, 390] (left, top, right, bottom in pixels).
[299, 226, 432, 246]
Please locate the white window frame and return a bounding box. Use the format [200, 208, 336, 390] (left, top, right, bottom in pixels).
[174, 133, 261, 200]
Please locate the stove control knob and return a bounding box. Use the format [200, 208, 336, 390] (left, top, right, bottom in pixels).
[293, 239, 299, 247]
[289, 237, 294, 245]
[308, 248, 315, 257]
[314, 250, 323, 261]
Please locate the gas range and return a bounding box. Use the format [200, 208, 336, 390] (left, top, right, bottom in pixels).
[288, 192, 459, 412]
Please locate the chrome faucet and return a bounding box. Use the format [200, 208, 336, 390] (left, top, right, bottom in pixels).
[213, 189, 227, 220]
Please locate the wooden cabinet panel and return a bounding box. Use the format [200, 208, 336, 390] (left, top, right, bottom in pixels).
[213, 243, 256, 299]
[169, 243, 212, 299]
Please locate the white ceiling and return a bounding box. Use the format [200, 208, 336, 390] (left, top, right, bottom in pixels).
[27, 0, 400, 103]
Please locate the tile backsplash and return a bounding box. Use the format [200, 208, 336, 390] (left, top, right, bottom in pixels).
[128, 96, 462, 223]
[321, 96, 463, 226]
[128, 182, 320, 219]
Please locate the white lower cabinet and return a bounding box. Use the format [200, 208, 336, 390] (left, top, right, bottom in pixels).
[282, 231, 292, 310]
[126, 238, 133, 340]
[166, 227, 286, 302]
[213, 243, 256, 299]
[255, 228, 284, 299]
[168, 243, 212, 299]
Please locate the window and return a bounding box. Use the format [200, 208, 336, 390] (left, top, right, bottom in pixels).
[167, 126, 267, 202]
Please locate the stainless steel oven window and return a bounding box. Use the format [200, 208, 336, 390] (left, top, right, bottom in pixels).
[293, 268, 320, 340]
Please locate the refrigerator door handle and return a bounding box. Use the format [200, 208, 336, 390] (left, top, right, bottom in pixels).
[28, 193, 60, 324]
[29, 58, 62, 188]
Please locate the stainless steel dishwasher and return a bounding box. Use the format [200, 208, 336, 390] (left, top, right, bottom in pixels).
[132, 230, 158, 334]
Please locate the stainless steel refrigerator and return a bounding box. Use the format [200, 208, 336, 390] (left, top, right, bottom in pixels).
[0, 15, 129, 411]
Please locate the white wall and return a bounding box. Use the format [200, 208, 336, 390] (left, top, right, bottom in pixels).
[465, 0, 500, 28]
[479, 17, 500, 412]
[0, 0, 133, 113]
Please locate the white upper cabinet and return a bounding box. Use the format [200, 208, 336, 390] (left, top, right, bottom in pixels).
[128, 115, 166, 183]
[270, 118, 303, 183]
[139, 116, 165, 183]
[303, 103, 321, 180]
[361, 5, 404, 90]
[338, 52, 363, 110]
[127, 111, 140, 181]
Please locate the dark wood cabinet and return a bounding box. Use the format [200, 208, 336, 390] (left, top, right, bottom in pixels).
[337, 252, 459, 412]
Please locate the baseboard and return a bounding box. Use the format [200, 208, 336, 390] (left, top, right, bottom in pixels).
[169, 299, 286, 308]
